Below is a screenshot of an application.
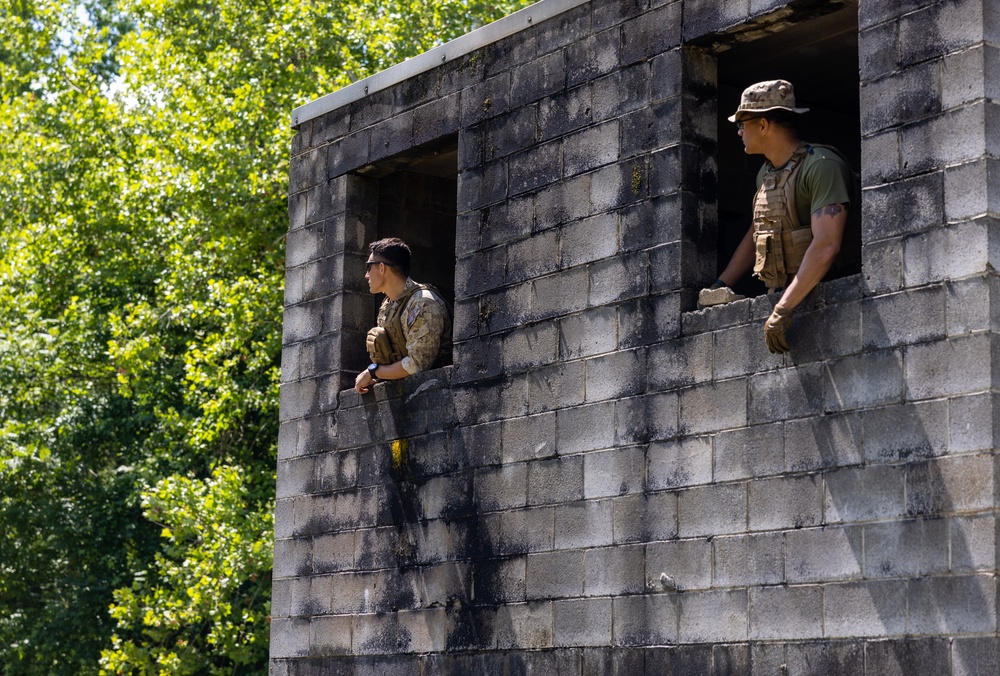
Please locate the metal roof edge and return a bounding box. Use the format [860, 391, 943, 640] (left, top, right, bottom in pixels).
[291, 0, 591, 128]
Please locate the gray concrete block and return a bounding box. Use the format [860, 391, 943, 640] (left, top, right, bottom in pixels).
[946, 277, 991, 336]
[473, 556, 526, 606]
[557, 401, 616, 454]
[313, 532, 355, 574]
[497, 506, 555, 556]
[899, 0, 985, 66]
[906, 454, 995, 516]
[584, 446, 645, 499]
[553, 598, 613, 648]
[475, 464, 528, 512]
[583, 544, 645, 597]
[288, 147, 328, 194]
[646, 537, 712, 592]
[823, 580, 907, 638]
[618, 293, 682, 349]
[748, 585, 823, 640]
[648, 333, 714, 391]
[679, 378, 748, 434]
[538, 84, 594, 142]
[866, 517, 949, 579]
[749, 474, 823, 532]
[460, 72, 510, 127]
[862, 286, 946, 349]
[904, 219, 990, 287]
[945, 157, 998, 223]
[417, 472, 472, 520]
[785, 525, 864, 584]
[528, 455, 584, 506]
[677, 589, 748, 643]
[904, 333, 992, 400]
[563, 121, 621, 178]
[453, 421, 502, 469]
[861, 129, 900, 187]
[561, 212, 619, 269]
[533, 266, 591, 321]
[566, 26, 621, 89]
[908, 574, 996, 634]
[589, 252, 648, 306]
[825, 349, 905, 413]
[620, 98, 681, 161]
[715, 423, 784, 482]
[616, 391, 679, 445]
[588, 161, 645, 214]
[502, 321, 559, 374]
[310, 614, 353, 656]
[584, 349, 646, 403]
[510, 50, 566, 109]
[647, 436, 712, 491]
[650, 48, 683, 103]
[785, 412, 863, 472]
[862, 238, 904, 296]
[784, 640, 863, 676]
[825, 465, 906, 523]
[484, 102, 538, 161]
[951, 513, 997, 573]
[859, 21, 899, 82]
[612, 491, 678, 544]
[482, 194, 535, 248]
[270, 617, 311, 659]
[953, 637, 1000, 676]
[714, 533, 784, 587]
[444, 605, 498, 652]
[282, 302, 324, 347]
[678, 482, 747, 538]
[902, 104, 991, 180]
[622, 3, 681, 63]
[554, 499, 614, 549]
[274, 537, 312, 579]
[862, 170, 943, 243]
[612, 594, 678, 646]
[528, 360, 586, 413]
[502, 412, 557, 464]
[860, 61, 941, 135]
[593, 65, 652, 126]
[526, 550, 585, 599]
[862, 400, 948, 463]
[714, 322, 783, 381]
[748, 364, 823, 425]
[495, 601, 554, 650]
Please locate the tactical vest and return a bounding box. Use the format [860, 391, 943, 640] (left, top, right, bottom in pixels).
[366, 283, 452, 367]
[751, 142, 860, 292]
[751, 144, 813, 292]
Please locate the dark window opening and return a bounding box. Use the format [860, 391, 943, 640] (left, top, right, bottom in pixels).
[715, 3, 860, 299]
[356, 136, 458, 364]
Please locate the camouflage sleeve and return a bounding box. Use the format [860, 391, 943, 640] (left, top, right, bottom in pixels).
[400, 294, 447, 374]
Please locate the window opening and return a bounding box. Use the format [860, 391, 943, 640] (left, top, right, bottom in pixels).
[715, 3, 860, 299]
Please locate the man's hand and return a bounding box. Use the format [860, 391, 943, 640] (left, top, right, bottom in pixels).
[354, 369, 374, 394]
[764, 305, 794, 354]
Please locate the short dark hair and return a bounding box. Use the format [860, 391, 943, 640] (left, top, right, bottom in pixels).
[762, 109, 800, 132]
[369, 237, 411, 276]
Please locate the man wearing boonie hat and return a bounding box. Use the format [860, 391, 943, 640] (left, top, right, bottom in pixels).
[698, 79, 860, 355]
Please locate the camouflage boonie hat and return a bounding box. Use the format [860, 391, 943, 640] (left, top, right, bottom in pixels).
[727, 79, 810, 122]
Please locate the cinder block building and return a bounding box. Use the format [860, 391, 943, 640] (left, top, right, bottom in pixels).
[273, 0, 999, 673]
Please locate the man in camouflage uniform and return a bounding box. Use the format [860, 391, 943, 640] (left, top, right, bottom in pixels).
[354, 237, 451, 394]
[698, 79, 860, 354]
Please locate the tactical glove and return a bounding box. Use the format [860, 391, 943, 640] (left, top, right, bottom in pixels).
[764, 305, 794, 354]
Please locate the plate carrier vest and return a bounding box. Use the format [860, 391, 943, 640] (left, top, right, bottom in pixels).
[366, 283, 452, 368]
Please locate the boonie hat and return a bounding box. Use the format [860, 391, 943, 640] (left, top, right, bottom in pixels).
[728, 79, 810, 122]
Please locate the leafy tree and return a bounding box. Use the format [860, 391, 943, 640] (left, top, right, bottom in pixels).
[0, 0, 532, 673]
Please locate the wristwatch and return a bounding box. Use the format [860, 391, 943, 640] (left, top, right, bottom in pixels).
[367, 363, 379, 382]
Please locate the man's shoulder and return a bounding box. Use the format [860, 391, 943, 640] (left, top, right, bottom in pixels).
[802, 144, 851, 170]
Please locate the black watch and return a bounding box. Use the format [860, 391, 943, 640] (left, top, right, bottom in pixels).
[367, 363, 379, 381]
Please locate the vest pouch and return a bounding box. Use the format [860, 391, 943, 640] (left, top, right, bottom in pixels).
[366, 326, 394, 365]
[782, 227, 814, 276]
[753, 230, 786, 289]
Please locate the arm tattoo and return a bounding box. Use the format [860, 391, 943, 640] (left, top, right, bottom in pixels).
[814, 203, 847, 219]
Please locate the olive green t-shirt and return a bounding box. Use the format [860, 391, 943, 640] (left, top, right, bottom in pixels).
[755, 144, 857, 227]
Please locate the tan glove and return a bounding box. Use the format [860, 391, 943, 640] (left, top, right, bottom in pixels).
[764, 305, 794, 354]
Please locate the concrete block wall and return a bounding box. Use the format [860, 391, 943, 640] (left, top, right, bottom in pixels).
[275, 0, 1000, 673]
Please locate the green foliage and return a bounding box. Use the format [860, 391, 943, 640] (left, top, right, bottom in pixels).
[0, 0, 532, 673]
